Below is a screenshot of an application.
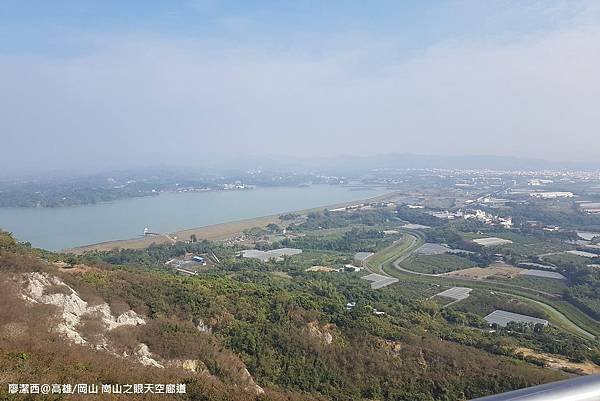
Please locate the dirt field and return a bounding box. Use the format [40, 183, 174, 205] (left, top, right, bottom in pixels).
[444, 262, 523, 280]
[306, 266, 338, 272]
[53, 262, 95, 274]
[515, 347, 600, 375]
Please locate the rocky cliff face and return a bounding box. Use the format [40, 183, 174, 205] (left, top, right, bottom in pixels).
[20, 272, 146, 346]
[14, 271, 264, 395]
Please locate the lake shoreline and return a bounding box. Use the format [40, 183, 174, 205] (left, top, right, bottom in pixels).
[64, 191, 398, 254]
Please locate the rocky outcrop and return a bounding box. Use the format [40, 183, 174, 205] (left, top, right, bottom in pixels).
[380, 339, 403, 357]
[240, 367, 265, 395]
[196, 319, 212, 333]
[134, 344, 164, 368]
[20, 272, 145, 345]
[306, 321, 334, 345]
[16, 272, 262, 393]
[167, 359, 211, 375]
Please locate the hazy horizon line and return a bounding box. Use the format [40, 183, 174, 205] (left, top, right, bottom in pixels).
[2, 152, 599, 181]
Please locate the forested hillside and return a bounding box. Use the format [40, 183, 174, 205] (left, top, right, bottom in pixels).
[0, 231, 567, 400]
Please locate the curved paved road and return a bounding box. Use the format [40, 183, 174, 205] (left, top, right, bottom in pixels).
[387, 232, 562, 298]
[372, 230, 597, 339]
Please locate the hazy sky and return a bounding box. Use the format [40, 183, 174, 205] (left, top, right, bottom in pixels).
[1, 1, 600, 175]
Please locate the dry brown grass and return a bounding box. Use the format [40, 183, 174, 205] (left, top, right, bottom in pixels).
[0, 252, 45, 273]
[109, 298, 132, 317]
[107, 325, 141, 354]
[58, 263, 95, 274]
[445, 262, 523, 280]
[77, 311, 108, 345]
[515, 347, 600, 375]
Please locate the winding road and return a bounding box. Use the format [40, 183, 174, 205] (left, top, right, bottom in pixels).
[366, 230, 598, 339]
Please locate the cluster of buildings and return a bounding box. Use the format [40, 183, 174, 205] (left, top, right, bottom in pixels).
[423, 208, 514, 229]
[529, 191, 574, 199]
[165, 254, 209, 276]
[221, 182, 255, 190]
[464, 209, 514, 229]
[528, 179, 554, 186]
[579, 202, 600, 214]
[344, 302, 385, 315]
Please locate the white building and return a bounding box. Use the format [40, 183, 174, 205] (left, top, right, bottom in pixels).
[529, 191, 574, 199]
[528, 179, 554, 186]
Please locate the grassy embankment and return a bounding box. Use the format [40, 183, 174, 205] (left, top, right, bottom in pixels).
[67, 192, 400, 254]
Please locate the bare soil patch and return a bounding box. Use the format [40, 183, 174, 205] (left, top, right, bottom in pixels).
[444, 262, 523, 280]
[515, 347, 600, 375]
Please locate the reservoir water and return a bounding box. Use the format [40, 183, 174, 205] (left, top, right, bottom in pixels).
[0, 185, 390, 251]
